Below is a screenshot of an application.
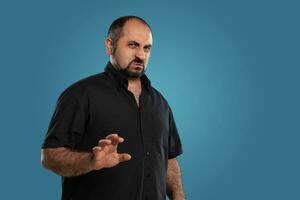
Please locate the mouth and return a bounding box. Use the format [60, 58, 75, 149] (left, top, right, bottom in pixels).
[131, 62, 144, 69]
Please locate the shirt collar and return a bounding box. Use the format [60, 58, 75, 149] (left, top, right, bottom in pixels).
[105, 62, 151, 91]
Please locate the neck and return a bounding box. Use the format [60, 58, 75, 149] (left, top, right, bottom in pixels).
[128, 77, 140, 84]
[127, 78, 142, 93]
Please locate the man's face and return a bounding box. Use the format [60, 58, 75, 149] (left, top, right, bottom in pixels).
[107, 19, 153, 78]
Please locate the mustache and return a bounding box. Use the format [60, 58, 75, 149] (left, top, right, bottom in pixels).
[130, 58, 144, 66]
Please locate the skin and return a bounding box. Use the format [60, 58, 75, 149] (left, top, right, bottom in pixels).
[106, 19, 152, 79]
[105, 19, 153, 106]
[41, 134, 131, 177]
[41, 18, 185, 199]
[167, 158, 186, 200]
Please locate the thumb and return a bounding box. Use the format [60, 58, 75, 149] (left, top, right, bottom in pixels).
[118, 153, 131, 162]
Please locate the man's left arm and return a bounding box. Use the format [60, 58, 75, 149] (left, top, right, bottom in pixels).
[166, 158, 186, 200]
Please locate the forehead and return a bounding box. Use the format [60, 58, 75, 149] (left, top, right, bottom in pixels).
[120, 19, 153, 44]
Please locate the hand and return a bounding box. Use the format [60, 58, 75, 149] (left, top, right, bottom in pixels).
[90, 134, 131, 170]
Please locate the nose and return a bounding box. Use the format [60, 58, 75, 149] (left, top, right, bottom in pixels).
[135, 47, 146, 60]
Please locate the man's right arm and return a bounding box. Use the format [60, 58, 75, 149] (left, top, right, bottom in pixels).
[41, 134, 131, 177]
[41, 147, 94, 177]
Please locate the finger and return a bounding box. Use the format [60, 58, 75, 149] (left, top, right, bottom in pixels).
[105, 133, 118, 139]
[106, 134, 124, 145]
[118, 137, 124, 143]
[92, 146, 101, 152]
[98, 139, 112, 147]
[105, 134, 121, 145]
[118, 153, 131, 162]
[100, 145, 110, 154]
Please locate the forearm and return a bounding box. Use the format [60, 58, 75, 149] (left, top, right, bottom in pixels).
[166, 158, 185, 200]
[41, 147, 94, 177]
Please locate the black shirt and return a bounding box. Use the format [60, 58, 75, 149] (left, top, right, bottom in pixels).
[42, 62, 183, 200]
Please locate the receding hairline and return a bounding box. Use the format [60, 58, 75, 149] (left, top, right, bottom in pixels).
[107, 16, 153, 41]
[121, 19, 152, 36]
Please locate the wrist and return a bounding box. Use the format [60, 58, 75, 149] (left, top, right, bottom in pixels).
[86, 153, 97, 172]
[172, 192, 186, 200]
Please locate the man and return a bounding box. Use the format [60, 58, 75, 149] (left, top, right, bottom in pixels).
[41, 16, 185, 200]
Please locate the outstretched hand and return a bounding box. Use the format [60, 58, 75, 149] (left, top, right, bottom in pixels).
[91, 134, 131, 170]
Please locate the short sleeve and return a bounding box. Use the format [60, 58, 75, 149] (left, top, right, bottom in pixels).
[42, 86, 88, 149]
[168, 109, 183, 159]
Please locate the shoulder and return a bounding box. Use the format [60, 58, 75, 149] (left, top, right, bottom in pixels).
[150, 86, 172, 111]
[58, 72, 109, 101]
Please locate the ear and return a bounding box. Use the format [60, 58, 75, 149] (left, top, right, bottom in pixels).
[105, 38, 113, 55]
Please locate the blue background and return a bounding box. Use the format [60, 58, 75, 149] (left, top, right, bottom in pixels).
[1, 0, 299, 199]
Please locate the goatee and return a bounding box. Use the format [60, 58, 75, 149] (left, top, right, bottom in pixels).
[119, 58, 145, 78]
[119, 68, 145, 78]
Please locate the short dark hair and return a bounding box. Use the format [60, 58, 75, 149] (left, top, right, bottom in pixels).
[107, 16, 152, 51]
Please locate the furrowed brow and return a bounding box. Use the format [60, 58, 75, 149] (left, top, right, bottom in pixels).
[128, 41, 140, 46]
[144, 44, 152, 48]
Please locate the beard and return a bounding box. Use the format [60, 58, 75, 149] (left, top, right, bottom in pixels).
[118, 59, 146, 78]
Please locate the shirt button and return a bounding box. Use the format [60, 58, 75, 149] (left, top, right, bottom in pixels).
[146, 151, 150, 156]
[146, 173, 151, 178]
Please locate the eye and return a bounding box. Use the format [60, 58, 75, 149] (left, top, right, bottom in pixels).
[144, 46, 151, 52]
[128, 43, 138, 48]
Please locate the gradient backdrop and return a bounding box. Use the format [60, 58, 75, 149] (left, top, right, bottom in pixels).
[0, 0, 299, 199]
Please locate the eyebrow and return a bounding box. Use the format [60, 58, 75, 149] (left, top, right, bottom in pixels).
[128, 41, 152, 48]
